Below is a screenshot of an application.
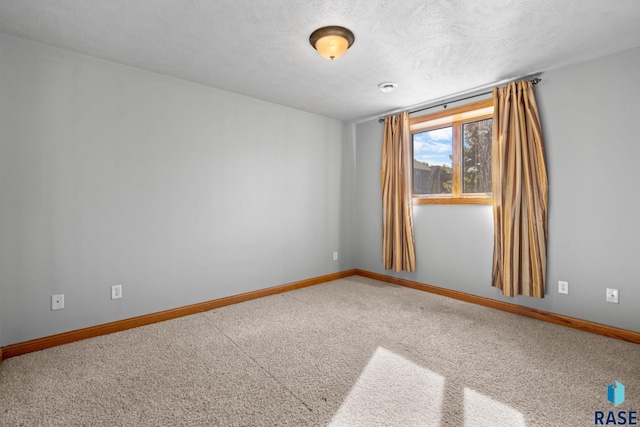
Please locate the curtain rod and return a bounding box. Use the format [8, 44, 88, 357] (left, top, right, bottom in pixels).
[377, 77, 542, 123]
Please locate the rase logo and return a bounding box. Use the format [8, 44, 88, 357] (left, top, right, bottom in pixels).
[609, 381, 626, 407]
[595, 381, 638, 425]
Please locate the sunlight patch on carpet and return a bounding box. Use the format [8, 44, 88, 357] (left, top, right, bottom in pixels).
[329, 347, 445, 426]
[464, 387, 526, 427]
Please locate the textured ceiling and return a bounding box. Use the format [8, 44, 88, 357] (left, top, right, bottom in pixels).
[1, 0, 639, 122]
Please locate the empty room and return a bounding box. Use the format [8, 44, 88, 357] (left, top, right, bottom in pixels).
[1, 1, 639, 426]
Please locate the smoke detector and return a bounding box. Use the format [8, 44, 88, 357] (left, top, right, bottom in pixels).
[378, 82, 398, 93]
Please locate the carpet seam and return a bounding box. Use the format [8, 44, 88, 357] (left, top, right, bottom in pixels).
[213, 325, 315, 414]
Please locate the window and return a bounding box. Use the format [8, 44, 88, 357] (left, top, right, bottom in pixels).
[411, 99, 493, 204]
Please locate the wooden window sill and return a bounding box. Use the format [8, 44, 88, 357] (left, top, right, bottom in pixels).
[412, 196, 492, 205]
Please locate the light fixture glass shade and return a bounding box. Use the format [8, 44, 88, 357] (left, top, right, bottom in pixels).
[309, 26, 355, 61]
[314, 35, 350, 60]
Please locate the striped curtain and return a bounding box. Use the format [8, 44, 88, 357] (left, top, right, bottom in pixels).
[381, 112, 416, 272]
[491, 81, 548, 297]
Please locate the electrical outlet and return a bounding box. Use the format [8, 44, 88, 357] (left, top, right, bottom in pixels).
[606, 288, 619, 304]
[111, 284, 122, 300]
[333, 251, 338, 261]
[51, 294, 64, 310]
[558, 281, 569, 295]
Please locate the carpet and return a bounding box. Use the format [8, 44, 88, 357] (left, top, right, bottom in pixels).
[1, 276, 639, 426]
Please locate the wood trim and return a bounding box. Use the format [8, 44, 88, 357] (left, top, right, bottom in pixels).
[355, 269, 640, 345]
[1, 269, 358, 360]
[413, 195, 492, 205]
[409, 99, 494, 126]
[452, 120, 461, 196]
[0, 347, 3, 365]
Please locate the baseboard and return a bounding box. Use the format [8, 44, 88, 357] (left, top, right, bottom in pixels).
[0, 347, 3, 365]
[5, 268, 636, 362]
[1, 269, 358, 360]
[356, 269, 640, 345]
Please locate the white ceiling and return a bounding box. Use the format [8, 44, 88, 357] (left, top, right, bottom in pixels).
[1, 0, 639, 122]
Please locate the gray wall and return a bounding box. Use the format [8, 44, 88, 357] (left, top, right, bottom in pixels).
[356, 46, 640, 333]
[2, 32, 638, 349]
[0, 34, 355, 346]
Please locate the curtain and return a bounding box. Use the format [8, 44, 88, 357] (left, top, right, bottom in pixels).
[491, 81, 548, 297]
[381, 112, 416, 272]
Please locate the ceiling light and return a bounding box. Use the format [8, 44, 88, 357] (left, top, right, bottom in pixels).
[309, 26, 355, 60]
[378, 82, 398, 93]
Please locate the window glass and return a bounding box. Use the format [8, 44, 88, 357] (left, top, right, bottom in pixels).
[413, 127, 453, 195]
[462, 118, 492, 194]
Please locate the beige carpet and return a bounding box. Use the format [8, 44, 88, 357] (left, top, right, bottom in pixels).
[1, 276, 639, 426]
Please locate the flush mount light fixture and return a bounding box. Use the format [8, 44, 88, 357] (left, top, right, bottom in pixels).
[378, 82, 398, 93]
[309, 26, 355, 60]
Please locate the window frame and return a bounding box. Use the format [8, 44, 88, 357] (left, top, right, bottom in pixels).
[410, 99, 494, 205]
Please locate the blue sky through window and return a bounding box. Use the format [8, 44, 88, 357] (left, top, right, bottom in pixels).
[413, 127, 453, 166]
